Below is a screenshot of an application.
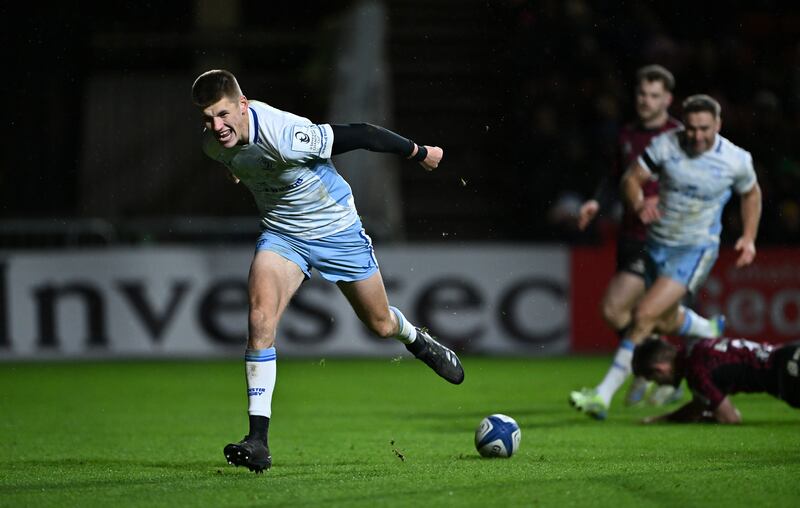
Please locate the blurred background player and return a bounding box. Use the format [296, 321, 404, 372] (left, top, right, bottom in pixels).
[191, 69, 464, 473]
[570, 94, 762, 420]
[571, 66, 724, 412]
[633, 336, 800, 424]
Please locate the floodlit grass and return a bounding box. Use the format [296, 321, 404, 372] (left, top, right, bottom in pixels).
[1, 356, 798, 507]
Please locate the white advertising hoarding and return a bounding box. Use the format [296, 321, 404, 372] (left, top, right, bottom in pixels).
[0, 245, 569, 359]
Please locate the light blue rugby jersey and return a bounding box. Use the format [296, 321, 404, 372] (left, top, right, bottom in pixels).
[638, 129, 757, 247]
[202, 100, 358, 239]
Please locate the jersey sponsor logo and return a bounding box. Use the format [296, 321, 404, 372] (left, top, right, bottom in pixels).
[291, 125, 325, 154]
[253, 178, 304, 193]
[664, 182, 716, 201]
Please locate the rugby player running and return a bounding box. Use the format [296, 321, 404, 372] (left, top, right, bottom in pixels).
[571, 94, 762, 420]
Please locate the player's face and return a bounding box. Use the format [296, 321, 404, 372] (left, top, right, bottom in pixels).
[635, 80, 671, 124]
[649, 362, 675, 386]
[201, 95, 249, 148]
[682, 111, 721, 156]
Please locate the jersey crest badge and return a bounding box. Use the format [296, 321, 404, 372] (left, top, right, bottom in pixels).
[291, 125, 325, 154]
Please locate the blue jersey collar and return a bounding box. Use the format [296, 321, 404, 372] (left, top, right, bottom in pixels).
[248, 106, 260, 144]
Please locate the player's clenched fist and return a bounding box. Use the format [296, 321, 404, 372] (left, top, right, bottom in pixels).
[636, 195, 661, 224]
[420, 145, 443, 171]
[734, 237, 756, 267]
[577, 200, 600, 231]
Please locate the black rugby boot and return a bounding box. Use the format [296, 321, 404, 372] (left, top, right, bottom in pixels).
[224, 436, 271, 473]
[406, 328, 464, 384]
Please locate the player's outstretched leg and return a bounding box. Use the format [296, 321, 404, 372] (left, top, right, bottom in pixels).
[676, 307, 726, 339]
[224, 433, 272, 474]
[406, 327, 464, 384]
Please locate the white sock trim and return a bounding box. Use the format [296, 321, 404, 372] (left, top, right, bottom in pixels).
[679, 307, 716, 338]
[596, 342, 634, 406]
[389, 306, 417, 344]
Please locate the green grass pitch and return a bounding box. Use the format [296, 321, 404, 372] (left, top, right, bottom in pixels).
[1, 356, 798, 507]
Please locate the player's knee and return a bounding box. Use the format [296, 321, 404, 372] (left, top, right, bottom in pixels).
[249, 305, 271, 326]
[601, 298, 627, 330]
[633, 304, 659, 327]
[249, 307, 277, 340]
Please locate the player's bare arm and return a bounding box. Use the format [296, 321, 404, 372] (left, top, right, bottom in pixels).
[643, 396, 741, 424]
[621, 161, 661, 224]
[712, 397, 742, 424]
[330, 123, 442, 170]
[577, 200, 599, 231]
[641, 397, 709, 424]
[735, 182, 762, 268]
[578, 174, 620, 231]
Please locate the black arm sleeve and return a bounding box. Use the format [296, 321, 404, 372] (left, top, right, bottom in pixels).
[592, 174, 619, 214]
[330, 123, 415, 156]
[640, 151, 659, 174]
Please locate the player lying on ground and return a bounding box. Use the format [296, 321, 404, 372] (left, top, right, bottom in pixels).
[192, 69, 464, 473]
[575, 64, 724, 408]
[632, 337, 800, 423]
[570, 94, 762, 420]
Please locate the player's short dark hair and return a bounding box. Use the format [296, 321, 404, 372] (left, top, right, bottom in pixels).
[682, 94, 722, 118]
[632, 338, 677, 377]
[636, 64, 675, 92]
[191, 69, 243, 107]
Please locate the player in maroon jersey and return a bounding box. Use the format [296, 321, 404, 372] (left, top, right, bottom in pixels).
[570, 65, 724, 418]
[632, 337, 800, 423]
[579, 66, 681, 244]
[578, 66, 680, 345]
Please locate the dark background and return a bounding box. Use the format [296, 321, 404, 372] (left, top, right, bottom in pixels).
[3, 0, 799, 245]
